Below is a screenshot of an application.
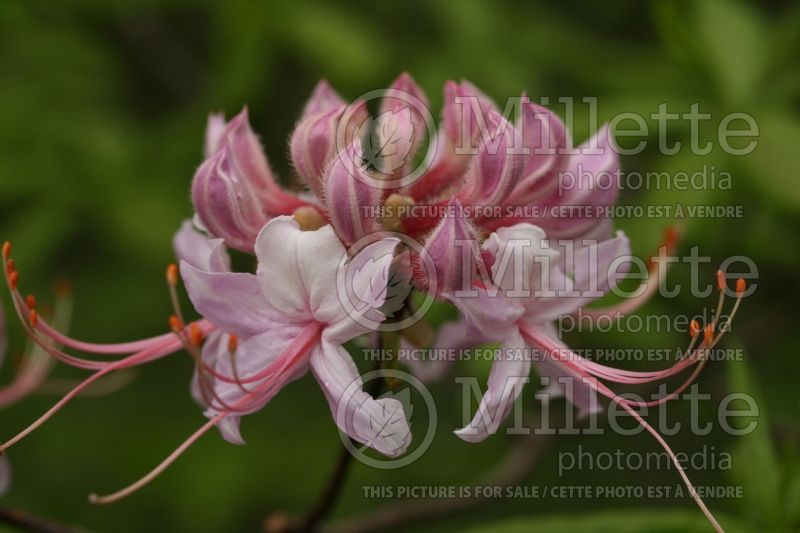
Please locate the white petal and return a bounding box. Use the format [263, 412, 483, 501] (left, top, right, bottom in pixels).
[311, 340, 411, 457]
[255, 217, 344, 323]
[455, 328, 530, 442]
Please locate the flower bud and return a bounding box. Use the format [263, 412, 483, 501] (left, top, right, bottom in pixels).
[291, 96, 369, 197]
[509, 99, 570, 203]
[222, 108, 306, 217]
[204, 112, 227, 158]
[191, 147, 270, 253]
[323, 142, 382, 247]
[301, 79, 346, 119]
[408, 81, 496, 202]
[532, 124, 619, 241]
[290, 106, 345, 197]
[373, 73, 428, 177]
[419, 200, 481, 295]
[440, 80, 497, 154]
[557, 124, 619, 210]
[366, 106, 417, 179]
[459, 110, 524, 207]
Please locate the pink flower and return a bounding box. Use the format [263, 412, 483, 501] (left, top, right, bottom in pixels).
[430, 223, 742, 533]
[0, 77, 746, 532]
[179, 217, 409, 455]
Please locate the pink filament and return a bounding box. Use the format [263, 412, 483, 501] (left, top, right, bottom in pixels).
[89, 322, 324, 505]
[0, 335, 184, 453]
[518, 323, 723, 533]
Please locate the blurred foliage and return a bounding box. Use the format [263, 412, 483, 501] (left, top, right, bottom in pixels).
[466, 510, 747, 533]
[0, 0, 798, 531]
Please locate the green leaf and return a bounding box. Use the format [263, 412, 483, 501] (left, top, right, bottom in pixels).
[694, 0, 768, 105]
[741, 110, 800, 210]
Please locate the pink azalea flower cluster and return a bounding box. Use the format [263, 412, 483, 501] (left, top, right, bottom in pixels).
[0, 74, 745, 531]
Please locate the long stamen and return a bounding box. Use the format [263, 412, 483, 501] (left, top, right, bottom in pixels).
[164, 265, 248, 403]
[620, 322, 709, 408]
[0, 338, 181, 453]
[89, 414, 224, 505]
[708, 278, 745, 351]
[608, 387, 724, 533]
[2, 249, 200, 363]
[227, 334, 249, 394]
[523, 328, 724, 533]
[0, 287, 72, 407]
[88, 323, 324, 504]
[711, 270, 726, 332]
[166, 263, 186, 329]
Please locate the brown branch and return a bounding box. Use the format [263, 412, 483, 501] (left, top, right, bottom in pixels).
[0, 508, 78, 533]
[322, 419, 553, 533]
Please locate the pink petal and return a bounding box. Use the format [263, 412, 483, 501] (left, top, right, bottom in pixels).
[204, 112, 227, 158]
[459, 110, 524, 206]
[444, 288, 525, 342]
[510, 101, 571, 203]
[290, 105, 347, 197]
[323, 142, 382, 246]
[482, 222, 558, 294]
[172, 219, 230, 272]
[378, 72, 429, 169]
[180, 262, 280, 340]
[191, 147, 270, 253]
[421, 200, 481, 295]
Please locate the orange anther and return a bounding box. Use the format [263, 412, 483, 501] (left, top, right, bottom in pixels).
[716, 270, 725, 292]
[29, 309, 38, 328]
[5, 259, 14, 276]
[1, 242, 10, 261]
[292, 206, 327, 231]
[25, 294, 36, 310]
[690, 320, 701, 337]
[664, 226, 679, 252]
[189, 323, 204, 347]
[736, 278, 746, 295]
[228, 334, 238, 353]
[703, 324, 714, 344]
[168, 315, 183, 333]
[8, 271, 18, 289]
[166, 263, 179, 286]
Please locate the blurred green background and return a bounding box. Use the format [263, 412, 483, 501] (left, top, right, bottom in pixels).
[1, 0, 799, 531]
